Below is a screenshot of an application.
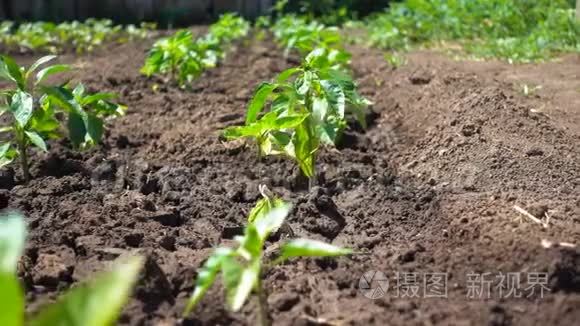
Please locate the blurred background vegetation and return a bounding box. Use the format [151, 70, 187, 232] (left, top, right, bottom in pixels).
[0, 0, 393, 26]
[0, 0, 578, 62]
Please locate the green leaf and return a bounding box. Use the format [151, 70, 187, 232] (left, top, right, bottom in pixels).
[220, 255, 247, 310]
[273, 114, 308, 129]
[81, 93, 117, 106]
[0, 143, 11, 158]
[42, 86, 84, 116]
[296, 71, 314, 96]
[86, 114, 104, 145]
[321, 81, 346, 119]
[248, 195, 287, 223]
[184, 248, 233, 316]
[0, 55, 24, 88]
[278, 239, 352, 263]
[269, 131, 292, 148]
[27, 55, 56, 77]
[67, 112, 87, 148]
[221, 255, 243, 296]
[10, 91, 33, 127]
[0, 60, 15, 84]
[72, 84, 86, 98]
[0, 272, 24, 326]
[0, 211, 27, 274]
[0, 143, 15, 168]
[316, 119, 344, 146]
[0, 126, 13, 133]
[36, 65, 71, 85]
[25, 131, 47, 151]
[246, 82, 277, 124]
[276, 67, 300, 83]
[253, 203, 292, 241]
[248, 198, 269, 223]
[312, 96, 329, 123]
[305, 48, 326, 66]
[229, 260, 259, 312]
[30, 256, 143, 326]
[223, 123, 263, 140]
[239, 225, 262, 259]
[293, 122, 317, 179]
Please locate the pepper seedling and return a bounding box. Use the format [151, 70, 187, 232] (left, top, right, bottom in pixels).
[183, 188, 351, 326]
[271, 15, 352, 71]
[0, 211, 143, 326]
[208, 13, 251, 44]
[141, 30, 210, 86]
[223, 48, 370, 183]
[141, 14, 249, 86]
[0, 54, 125, 182]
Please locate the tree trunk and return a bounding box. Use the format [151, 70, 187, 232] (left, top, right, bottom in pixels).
[576, 0, 580, 20]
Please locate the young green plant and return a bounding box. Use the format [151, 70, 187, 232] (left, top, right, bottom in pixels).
[224, 48, 370, 184]
[0, 19, 154, 54]
[0, 54, 125, 182]
[141, 14, 249, 86]
[141, 30, 209, 86]
[183, 188, 351, 326]
[271, 15, 352, 71]
[0, 211, 143, 326]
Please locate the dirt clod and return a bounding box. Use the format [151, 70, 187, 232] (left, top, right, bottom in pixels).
[268, 292, 300, 312]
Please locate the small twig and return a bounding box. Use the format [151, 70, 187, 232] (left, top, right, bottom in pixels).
[544, 212, 551, 227]
[300, 314, 340, 326]
[541, 239, 576, 249]
[513, 205, 548, 228]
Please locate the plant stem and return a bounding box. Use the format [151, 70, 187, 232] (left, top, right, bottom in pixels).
[16, 130, 30, 183]
[303, 91, 318, 191]
[308, 175, 316, 191]
[256, 276, 271, 326]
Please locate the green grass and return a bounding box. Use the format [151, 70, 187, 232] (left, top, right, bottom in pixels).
[365, 0, 580, 63]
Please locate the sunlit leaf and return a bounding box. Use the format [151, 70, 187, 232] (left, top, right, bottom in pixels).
[10, 91, 33, 127]
[229, 260, 259, 312]
[67, 112, 87, 148]
[0, 212, 27, 274]
[0, 272, 24, 326]
[30, 256, 143, 326]
[278, 239, 352, 262]
[253, 203, 292, 241]
[27, 55, 56, 77]
[86, 114, 104, 145]
[246, 82, 277, 124]
[36, 65, 71, 85]
[0, 55, 24, 88]
[184, 248, 233, 316]
[25, 131, 47, 151]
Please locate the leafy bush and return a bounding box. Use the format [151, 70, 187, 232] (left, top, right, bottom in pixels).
[209, 13, 251, 43]
[274, 0, 391, 25]
[0, 211, 143, 326]
[183, 189, 351, 325]
[366, 0, 580, 62]
[141, 30, 215, 85]
[0, 55, 125, 182]
[224, 49, 369, 181]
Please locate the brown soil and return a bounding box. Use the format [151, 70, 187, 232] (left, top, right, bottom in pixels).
[1, 34, 579, 326]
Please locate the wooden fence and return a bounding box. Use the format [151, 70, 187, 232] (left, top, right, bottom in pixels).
[0, 0, 275, 25]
